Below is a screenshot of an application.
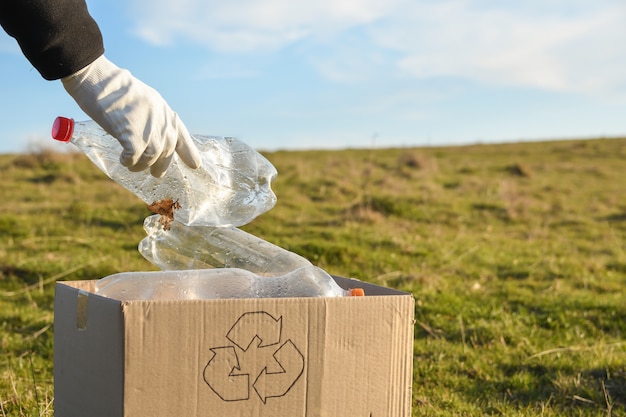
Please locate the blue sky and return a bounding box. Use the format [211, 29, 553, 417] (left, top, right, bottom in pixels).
[0, 0, 624, 153]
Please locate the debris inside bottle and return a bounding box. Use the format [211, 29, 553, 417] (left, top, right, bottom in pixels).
[148, 198, 181, 230]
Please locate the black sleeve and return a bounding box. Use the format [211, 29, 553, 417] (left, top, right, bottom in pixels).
[0, 0, 104, 80]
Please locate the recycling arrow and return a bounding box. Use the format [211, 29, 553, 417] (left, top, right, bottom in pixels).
[253, 340, 305, 403]
[203, 311, 305, 404]
[227, 311, 282, 350]
[203, 346, 249, 401]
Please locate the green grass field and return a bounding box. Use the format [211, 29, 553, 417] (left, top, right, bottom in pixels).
[0, 138, 625, 416]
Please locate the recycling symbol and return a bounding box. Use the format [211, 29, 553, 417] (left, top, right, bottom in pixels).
[203, 311, 305, 403]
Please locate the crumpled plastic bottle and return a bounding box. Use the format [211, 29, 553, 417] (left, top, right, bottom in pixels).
[138, 214, 312, 275]
[94, 266, 364, 301]
[51, 117, 277, 227]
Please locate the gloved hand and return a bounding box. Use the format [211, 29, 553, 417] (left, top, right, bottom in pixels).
[61, 55, 201, 177]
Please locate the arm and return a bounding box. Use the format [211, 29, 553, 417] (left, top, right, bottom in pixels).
[0, 0, 103, 80]
[0, 0, 200, 177]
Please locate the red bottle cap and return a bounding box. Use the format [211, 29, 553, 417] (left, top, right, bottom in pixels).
[51, 117, 75, 142]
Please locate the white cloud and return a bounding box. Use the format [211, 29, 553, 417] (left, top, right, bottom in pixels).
[129, 0, 397, 51]
[371, 0, 626, 95]
[126, 0, 626, 95]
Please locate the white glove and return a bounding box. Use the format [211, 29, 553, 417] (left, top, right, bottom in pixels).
[61, 55, 201, 177]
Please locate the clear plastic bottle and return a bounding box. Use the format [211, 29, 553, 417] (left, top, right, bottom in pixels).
[94, 266, 365, 301]
[51, 117, 277, 227]
[138, 214, 312, 275]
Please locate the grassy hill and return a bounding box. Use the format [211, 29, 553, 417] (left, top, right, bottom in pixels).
[0, 138, 625, 416]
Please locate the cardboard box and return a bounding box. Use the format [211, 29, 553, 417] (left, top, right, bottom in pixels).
[54, 276, 414, 416]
